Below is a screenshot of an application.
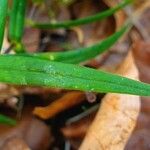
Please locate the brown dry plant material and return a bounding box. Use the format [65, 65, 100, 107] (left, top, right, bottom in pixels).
[61, 112, 96, 139]
[1, 137, 30, 150]
[0, 118, 51, 150]
[103, 0, 127, 29]
[33, 91, 85, 119]
[80, 52, 140, 150]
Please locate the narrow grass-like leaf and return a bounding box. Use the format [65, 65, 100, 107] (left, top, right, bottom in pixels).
[19, 23, 130, 63]
[0, 114, 16, 126]
[27, 0, 132, 29]
[0, 55, 150, 96]
[0, 0, 8, 50]
[9, 0, 26, 42]
[8, 0, 26, 53]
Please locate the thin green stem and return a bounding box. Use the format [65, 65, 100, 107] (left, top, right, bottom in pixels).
[20, 22, 131, 63]
[26, 0, 132, 29]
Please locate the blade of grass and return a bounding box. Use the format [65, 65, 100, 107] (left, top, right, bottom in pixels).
[0, 0, 8, 51]
[8, 0, 26, 53]
[18, 22, 131, 63]
[0, 114, 16, 126]
[0, 55, 149, 96]
[26, 0, 132, 29]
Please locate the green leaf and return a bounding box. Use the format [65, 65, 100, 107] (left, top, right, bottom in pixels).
[0, 0, 8, 50]
[0, 114, 16, 126]
[8, 0, 26, 53]
[0, 55, 150, 96]
[19, 23, 131, 63]
[27, 0, 132, 29]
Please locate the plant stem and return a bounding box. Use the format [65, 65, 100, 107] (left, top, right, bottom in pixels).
[26, 0, 132, 29]
[20, 22, 131, 63]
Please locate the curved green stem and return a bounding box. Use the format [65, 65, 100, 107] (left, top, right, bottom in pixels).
[26, 0, 132, 29]
[0, 0, 8, 51]
[21, 22, 131, 63]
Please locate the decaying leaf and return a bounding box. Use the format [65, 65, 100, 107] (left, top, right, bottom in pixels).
[80, 52, 141, 150]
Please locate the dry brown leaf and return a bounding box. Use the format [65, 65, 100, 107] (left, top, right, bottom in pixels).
[0, 117, 51, 150]
[71, 0, 114, 45]
[1, 137, 30, 150]
[33, 91, 85, 119]
[103, 0, 127, 30]
[132, 40, 150, 83]
[126, 1, 150, 41]
[125, 129, 150, 150]
[71, 27, 84, 44]
[124, 40, 150, 150]
[23, 28, 40, 53]
[80, 52, 140, 150]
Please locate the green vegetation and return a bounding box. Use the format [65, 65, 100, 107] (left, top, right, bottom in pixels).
[0, 114, 16, 126]
[0, 0, 8, 50]
[0, 0, 149, 125]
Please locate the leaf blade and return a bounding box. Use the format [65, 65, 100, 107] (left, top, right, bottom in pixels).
[0, 55, 149, 96]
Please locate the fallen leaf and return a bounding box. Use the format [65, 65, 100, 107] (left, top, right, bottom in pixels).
[0, 117, 51, 150]
[80, 52, 141, 150]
